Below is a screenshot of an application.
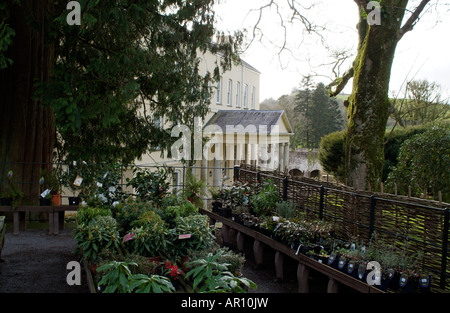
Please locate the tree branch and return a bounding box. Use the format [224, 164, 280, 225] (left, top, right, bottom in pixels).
[398, 0, 432, 40]
[327, 66, 354, 98]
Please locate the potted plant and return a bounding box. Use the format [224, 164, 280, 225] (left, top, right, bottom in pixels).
[126, 166, 170, 206]
[232, 205, 248, 224]
[40, 169, 62, 205]
[179, 169, 206, 209]
[398, 267, 420, 293]
[0, 170, 24, 207]
[209, 187, 221, 213]
[249, 179, 279, 217]
[60, 160, 98, 205]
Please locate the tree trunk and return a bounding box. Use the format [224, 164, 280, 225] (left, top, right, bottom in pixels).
[345, 1, 408, 190]
[0, 1, 55, 204]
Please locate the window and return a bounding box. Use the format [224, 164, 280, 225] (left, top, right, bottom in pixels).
[243, 84, 248, 108]
[236, 82, 240, 107]
[153, 115, 163, 150]
[251, 86, 256, 110]
[172, 170, 181, 194]
[216, 77, 222, 104]
[227, 79, 232, 106]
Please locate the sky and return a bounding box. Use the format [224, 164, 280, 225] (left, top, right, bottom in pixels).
[213, 0, 450, 102]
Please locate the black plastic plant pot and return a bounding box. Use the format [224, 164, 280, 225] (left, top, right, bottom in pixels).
[418, 275, 431, 293]
[376, 270, 395, 292]
[68, 196, 80, 205]
[219, 207, 232, 218]
[212, 201, 222, 214]
[346, 260, 357, 277]
[337, 257, 348, 273]
[327, 254, 339, 268]
[39, 198, 51, 206]
[357, 263, 368, 282]
[399, 274, 419, 293]
[232, 213, 242, 224]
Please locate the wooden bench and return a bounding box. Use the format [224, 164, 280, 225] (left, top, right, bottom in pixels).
[0, 206, 79, 235]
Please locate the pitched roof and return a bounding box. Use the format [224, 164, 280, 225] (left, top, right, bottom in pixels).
[204, 110, 293, 135]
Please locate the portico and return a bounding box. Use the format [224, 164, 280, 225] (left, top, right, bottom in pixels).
[201, 110, 293, 187]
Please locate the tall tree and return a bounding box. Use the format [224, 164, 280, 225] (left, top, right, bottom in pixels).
[391, 79, 450, 127]
[294, 81, 344, 149]
[294, 76, 315, 148]
[0, 0, 55, 202]
[0, 0, 240, 202]
[250, 0, 434, 190]
[309, 83, 344, 148]
[327, 0, 433, 190]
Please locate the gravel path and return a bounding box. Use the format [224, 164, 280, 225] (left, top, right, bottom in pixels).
[0, 227, 88, 293]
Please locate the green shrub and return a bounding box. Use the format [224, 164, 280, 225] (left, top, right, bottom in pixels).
[275, 201, 297, 219]
[73, 217, 121, 264]
[114, 200, 154, 232]
[155, 201, 198, 228]
[318, 130, 346, 181]
[319, 125, 433, 182]
[187, 244, 245, 275]
[170, 214, 215, 257]
[126, 223, 168, 258]
[97, 261, 175, 293]
[126, 167, 169, 205]
[250, 179, 280, 216]
[76, 206, 112, 226]
[385, 125, 450, 201]
[92, 215, 118, 229]
[130, 210, 164, 229]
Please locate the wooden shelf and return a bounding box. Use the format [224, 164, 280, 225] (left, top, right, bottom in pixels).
[200, 208, 383, 294]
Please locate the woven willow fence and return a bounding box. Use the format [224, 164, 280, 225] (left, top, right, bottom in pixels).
[236, 164, 450, 292]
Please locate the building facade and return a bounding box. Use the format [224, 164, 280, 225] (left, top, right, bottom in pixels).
[134, 50, 293, 195]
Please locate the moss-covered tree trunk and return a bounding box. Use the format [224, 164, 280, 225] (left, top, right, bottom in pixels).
[0, 0, 55, 203]
[333, 0, 430, 190]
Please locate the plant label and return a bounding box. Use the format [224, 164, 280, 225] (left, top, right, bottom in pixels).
[73, 176, 83, 186]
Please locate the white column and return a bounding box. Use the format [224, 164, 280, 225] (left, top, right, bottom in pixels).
[279, 143, 284, 172]
[201, 156, 208, 209]
[284, 142, 289, 174]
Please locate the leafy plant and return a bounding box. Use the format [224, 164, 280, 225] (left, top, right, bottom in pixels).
[385, 125, 450, 201]
[73, 215, 122, 264]
[97, 261, 135, 293]
[250, 179, 280, 216]
[0, 170, 24, 206]
[275, 201, 297, 219]
[181, 169, 207, 208]
[187, 244, 246, 276]
[129, 273, 175, 293]
[171, 214, 215, 257]
[40, 168, 61, 195]
[96, 260, 176, 293]
[185, 251, 256, 293]
[114, 200, 154, 232]
[222, 180, 251, 210]
[126, 223, 168, 258]
[76, 206, 112, 226]
[126, 167, 169, 205]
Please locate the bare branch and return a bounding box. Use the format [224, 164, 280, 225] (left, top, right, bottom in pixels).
[327, 67, 354, 98]
[398, 0, 432, 40]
